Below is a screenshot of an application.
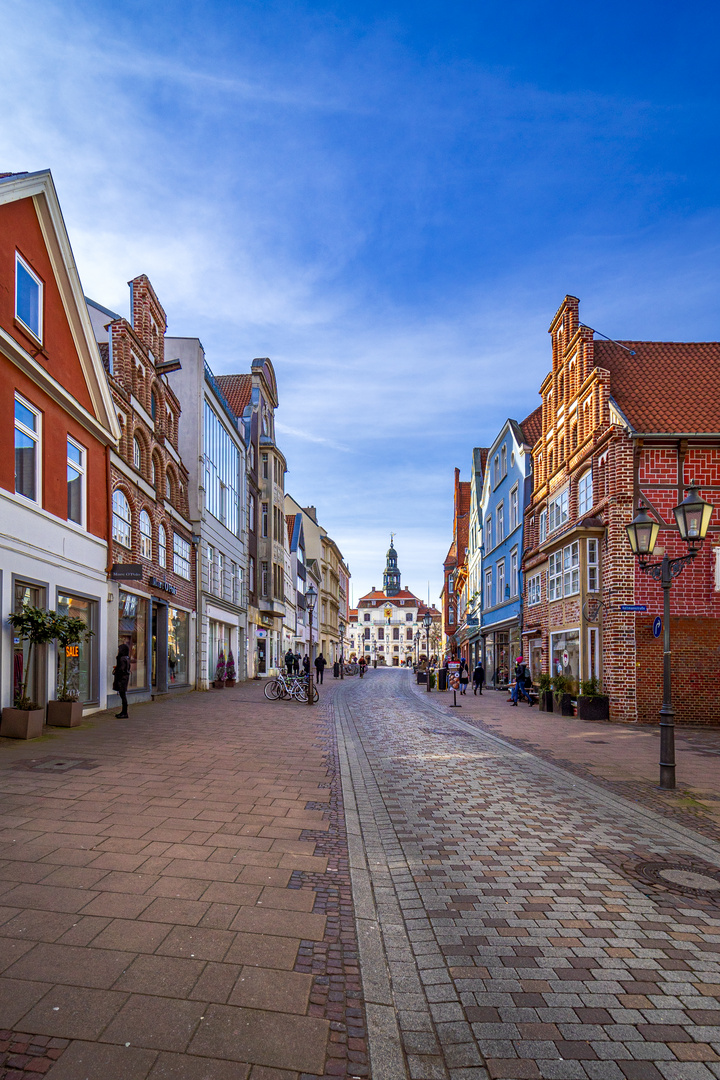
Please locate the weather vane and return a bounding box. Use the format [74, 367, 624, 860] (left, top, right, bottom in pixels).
[390, 531, 395, 544]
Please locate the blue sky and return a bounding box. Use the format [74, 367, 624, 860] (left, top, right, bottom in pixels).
[2, 0, 719, 603]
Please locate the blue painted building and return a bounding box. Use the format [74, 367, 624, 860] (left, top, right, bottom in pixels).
[479, 410, 541, 687]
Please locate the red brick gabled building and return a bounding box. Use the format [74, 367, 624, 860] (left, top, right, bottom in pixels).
[441, 468, 471, 658]
[522, 295, 720, 723]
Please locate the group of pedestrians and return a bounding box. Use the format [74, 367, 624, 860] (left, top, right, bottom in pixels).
[438, 655, 532, 704]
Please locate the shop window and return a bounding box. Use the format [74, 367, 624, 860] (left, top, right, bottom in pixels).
[112, 489, 132, 547]
[550, 629, 580, 685]
[158, 524, 167, 568]
[16, 253, 43, 341]
[14, 580, 46, 706]
[56, 593, 96, 703]
[118, 590, 148, 688]
[587, 538, 599, 592]
[67, 438, 85, 526]
[168, 608, 189, 684]
[14, 394, 41, 504]
[173, 533, 191, 579]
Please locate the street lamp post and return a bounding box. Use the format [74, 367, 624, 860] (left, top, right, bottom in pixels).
[625, 483, 713, 789]
[339, 620, 345, 680]
[423, 612, 432, 693]
[306, 584, 317, 707]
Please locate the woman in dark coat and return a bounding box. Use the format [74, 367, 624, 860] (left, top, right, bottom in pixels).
[472, 661, 485, 695]
[113, 643, 131, 718]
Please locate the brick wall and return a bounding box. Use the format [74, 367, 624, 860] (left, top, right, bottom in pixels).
[636, 616, 720, 725]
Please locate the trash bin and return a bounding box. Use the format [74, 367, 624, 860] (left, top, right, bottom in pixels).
[438, 668, 448, 691]
[417, 671, 427, 684]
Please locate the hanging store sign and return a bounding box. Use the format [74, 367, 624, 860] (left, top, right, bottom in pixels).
[110, 563, 143, 581]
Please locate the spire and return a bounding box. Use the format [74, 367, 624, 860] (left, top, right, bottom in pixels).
[383, 534, 401, 596]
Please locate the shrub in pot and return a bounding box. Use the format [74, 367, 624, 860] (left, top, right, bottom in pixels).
[553, 673, 574, 716]
[47, 614, 94, 727]
[2, 604, 54, 739]
[537, 672, 554, 713]
[213, 649, 226, 689]
[577, 676, 610, 721]
[225, 649, 236, 688]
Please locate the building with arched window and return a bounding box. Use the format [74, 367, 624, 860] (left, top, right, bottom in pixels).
[87, 275, 196, 704]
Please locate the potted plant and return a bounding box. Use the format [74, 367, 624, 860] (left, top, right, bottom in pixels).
[213, 649, 226, 689]
[537, 672, 554, 712]
[2, 604, 54, 739]
[577, 676, 610, 721]
[553, 673, 574, 716]
[47, 614, 94, 727]
[225, 648, 236, 687]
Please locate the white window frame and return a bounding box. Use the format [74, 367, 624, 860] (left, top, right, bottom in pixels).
[139, 509, 152, 560]
[112, 489, 132, 548]
[548, 550, 562, 601]
[548, 488, 569, 534]
[587, 538, 599, 592]
[158, 523, 167, 568]
[539, 509, 547, 543]
[510, 548, 518, 597]
[587, 626, 600, 681]
[15, 252, 43, 343]
[527, 573, 541, 606]
[578, 470, 593, 516]
[563, 541, 580, 596]
[173, 533, 191, 579]
[484, 568, 493, 609]
[485, 516, 493, 550]
[66, 436, 86, 527]
[496, 502, 505, 544]
[509, 485, 519, 532]
[133, 436, 142, 471]
[497, 559, 505, 602]
[14, 393, 41, 505]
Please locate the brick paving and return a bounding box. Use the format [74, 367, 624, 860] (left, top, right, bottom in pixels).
[0, 679, 367, 1080]
[416, 682, 720, 841]
[336, 668, 720, 1080]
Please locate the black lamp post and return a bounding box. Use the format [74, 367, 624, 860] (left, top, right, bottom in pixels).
[306, 583, 317, 707]
[625, 483, 713, 789]
[423, 612, 432, 692]
[339, 620, 345, 679]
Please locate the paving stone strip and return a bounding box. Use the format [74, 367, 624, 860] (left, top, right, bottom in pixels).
[335, 669, 720, 1080]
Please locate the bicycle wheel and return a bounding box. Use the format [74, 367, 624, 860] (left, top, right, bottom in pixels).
[309, 684, 319, 703]
[264, 679, 282, 700]
[294, 684, 309, 702]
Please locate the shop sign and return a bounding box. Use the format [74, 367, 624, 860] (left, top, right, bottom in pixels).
[66, 645, 79, 658]
[466, 615, 479, 626]
[110, 563, 143, 581]
[257, 629, 267, 638]
[149, 576, 178, 596]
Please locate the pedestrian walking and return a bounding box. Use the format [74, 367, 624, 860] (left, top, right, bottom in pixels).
[459, 658, 469, 695]
[293, 652, 301, 675]
[285, 649, 295, 675]
[358, 656, 367, 678]
[315, 653, 327, 684]
[511, 657, 530, 705]
[303, 654, 310, 675]
[472, 661, 485, 695]
[333, 659, 340, 678]
[112, 642, 131, 719]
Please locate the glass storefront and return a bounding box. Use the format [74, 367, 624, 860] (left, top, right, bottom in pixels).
[209, 619, 231, 681]
[550, 629, 580, 689]
[168, 608, 189, 685]
[57, 593, 96, 703]
[483, 626, 521, 687]
[119, 591, 148, 689]
[529, 638, 543, 683]
[13, 581, 46, 706]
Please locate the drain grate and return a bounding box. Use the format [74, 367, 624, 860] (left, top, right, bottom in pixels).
[14, 757, 98, 773]
[636, 860, 720, 900]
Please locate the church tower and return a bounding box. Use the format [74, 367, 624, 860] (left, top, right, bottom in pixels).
[383, 536, 401, 596]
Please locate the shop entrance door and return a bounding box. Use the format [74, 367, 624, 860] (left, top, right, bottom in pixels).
[257, 639, 266, 674]
[151, 602, 168, 694]
[151, 603, 158, 689]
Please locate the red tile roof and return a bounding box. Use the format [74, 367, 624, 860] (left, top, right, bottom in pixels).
[594, 341, 720, 433]
[215, 374, 252, 417]
[286, 514, 296, 546]
[520, 405, 543, 447]
[357, 588, 422, 604]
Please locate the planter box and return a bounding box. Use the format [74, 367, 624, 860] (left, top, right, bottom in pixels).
[555, 693, 574, 717]
[538, 691, 554, 712]
[47, 700, 83, 727]
[225, 679, 236, 688]
[212, 681, 225, 689]
[1, 707, 45, 739]
[577, 695, 610, 721]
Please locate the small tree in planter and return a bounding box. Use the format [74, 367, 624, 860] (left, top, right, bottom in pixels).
[213, 649, 226, 689]
[577, 676, 610, 721]
[553, 673, 575, 716]
[2, 604, 54, 738]
[225, 648, 237, 687]
[537, 672, 554, 712]
[48, 614, 94, 727]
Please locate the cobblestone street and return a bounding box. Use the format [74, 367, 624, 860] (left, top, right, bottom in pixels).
[1, 669, 720, 1080]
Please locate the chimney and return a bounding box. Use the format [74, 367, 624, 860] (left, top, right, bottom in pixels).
[304, 506, 318, 523]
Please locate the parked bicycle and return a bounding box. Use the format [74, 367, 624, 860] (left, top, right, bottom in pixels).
[264, 672, 319, 703]
[343, 663, 358, 676]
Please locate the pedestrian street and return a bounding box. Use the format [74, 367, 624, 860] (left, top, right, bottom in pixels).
[336, 669, 720, 1080]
